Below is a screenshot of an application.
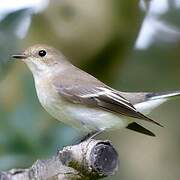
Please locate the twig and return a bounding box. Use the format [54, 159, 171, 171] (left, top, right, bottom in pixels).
[0, 139, 119, 180]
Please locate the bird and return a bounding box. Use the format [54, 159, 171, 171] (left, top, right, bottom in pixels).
[12, 44, 180, 138]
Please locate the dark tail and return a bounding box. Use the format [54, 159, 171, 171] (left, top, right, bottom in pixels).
[127, 122, 155, 136]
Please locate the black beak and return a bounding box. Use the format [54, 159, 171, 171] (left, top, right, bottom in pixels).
[12, 54, 27, 59]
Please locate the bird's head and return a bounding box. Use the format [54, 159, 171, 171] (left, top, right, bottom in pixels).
[12, 44, 69, 75]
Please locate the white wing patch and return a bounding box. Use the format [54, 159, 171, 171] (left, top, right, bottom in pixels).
[80, 87, 136, 111]
[79, 88, 106, 98]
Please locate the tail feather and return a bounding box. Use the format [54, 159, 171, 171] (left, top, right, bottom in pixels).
[135, 90, 180, 119]
[146, 90, 180, 100]
[126, 122, 155, 136]
[127, 90, 180, 136]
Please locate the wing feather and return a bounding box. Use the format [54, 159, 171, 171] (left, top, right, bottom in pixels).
[53, 79, 162, 127]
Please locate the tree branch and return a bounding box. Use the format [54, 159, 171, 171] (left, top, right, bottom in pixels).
[0, 139, 119, 180]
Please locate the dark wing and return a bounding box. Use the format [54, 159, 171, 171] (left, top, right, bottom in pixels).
[52, 73, 162, 127]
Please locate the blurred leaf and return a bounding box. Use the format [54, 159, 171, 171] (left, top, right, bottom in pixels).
[0, 9, 31, 79]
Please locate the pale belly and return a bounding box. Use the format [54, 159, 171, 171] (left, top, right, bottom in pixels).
[60, 103, 131, 132]
[35, 80, 131, 133]
[41, 96, 131, 132]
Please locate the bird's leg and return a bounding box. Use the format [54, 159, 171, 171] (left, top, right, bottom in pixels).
[71, 130, 104, 145]
[79, 130, 104, 143]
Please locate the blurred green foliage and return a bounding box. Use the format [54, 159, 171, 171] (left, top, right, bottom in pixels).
[0, 9, 27, 78]
[0, 1, 180, 180]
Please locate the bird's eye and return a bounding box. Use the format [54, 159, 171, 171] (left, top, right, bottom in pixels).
[38, 50, 47, 57]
